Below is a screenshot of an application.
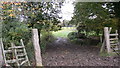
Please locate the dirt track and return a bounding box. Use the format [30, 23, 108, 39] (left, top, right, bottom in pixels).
[42, 37, 119, 66]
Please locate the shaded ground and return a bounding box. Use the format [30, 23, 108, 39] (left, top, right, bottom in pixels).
[42, 37, 119, 66]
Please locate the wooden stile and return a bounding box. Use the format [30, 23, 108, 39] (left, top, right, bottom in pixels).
[100, 27, 119, 55]
[1, 39, 30, 66]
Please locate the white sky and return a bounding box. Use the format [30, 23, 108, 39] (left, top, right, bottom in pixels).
[59, 0, 75, 21]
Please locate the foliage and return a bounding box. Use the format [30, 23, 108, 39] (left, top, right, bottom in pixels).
[1, 2, 63, 43]
[2, 18, 31, 43]
[67, 31, 101, 45]
[70, 2, 118, 36]
[7, 2, 63, 30]
[67, 32, 78, 40]
[0, 2, 63, 57]
[40, 29, 55, 52]
[113, 2, 120, 38]
[25, 39, 35, 65]
[67, 32, 88, 45]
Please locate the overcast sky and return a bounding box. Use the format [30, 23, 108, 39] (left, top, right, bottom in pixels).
[59, 0, 75, 21]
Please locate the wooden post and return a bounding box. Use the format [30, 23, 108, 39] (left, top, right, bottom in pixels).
[32, 29, 42, 66]
[104, 27, 111, 53]
[20, 39, 30, 66]
[0, 4, 3, 67]
[100, 40, 105, 53]
[11, 42, 20, 66]
[0, 38, 4, 67]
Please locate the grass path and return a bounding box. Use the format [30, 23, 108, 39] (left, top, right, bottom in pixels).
[52, 27, 77, 38]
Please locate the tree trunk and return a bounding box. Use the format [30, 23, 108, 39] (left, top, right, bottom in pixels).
[38, 29, 41, 44]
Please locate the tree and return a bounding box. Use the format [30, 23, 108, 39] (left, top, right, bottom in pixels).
[1, 2, 31, 44]
[18, 2, 62, 30]
[70, 2, 118, 36]
[113, 2, 120, 38]
[1, 2, 63, 43]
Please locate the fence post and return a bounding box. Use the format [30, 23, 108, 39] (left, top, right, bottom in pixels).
[0, 38, 4, 67]
[104, 27, 111, 53]
[32, 29, 42, 66]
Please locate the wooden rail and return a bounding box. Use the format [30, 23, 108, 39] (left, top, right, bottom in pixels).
[100, 27, 119, 55]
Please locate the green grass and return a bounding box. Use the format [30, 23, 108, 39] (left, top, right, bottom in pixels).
[99, 52, 118, 57]
[52, 27, 77, 38]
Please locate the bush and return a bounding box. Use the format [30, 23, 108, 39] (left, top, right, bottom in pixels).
[25, 39, 35, 65]
[67, 32, 78, 40]
[40, 30, 55, 53]
[67, 32, 86, 40]
[67, 32, 84, 45]
[2, 20, 31, 40]
[67, 32, 100, 45]
[2, 19, 31, 49]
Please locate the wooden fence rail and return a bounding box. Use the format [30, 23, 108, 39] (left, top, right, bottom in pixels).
[100, 27, 119, 55]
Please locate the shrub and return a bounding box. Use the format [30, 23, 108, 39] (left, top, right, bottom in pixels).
[68, 32, 100, 45]
[40, 30, 55, 53]
[2, 20, 31, 40]
[67, 32, 78, 40]
[2, 19, 31, 49]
